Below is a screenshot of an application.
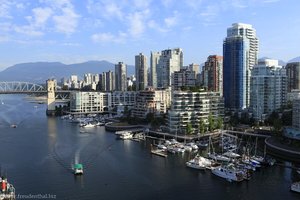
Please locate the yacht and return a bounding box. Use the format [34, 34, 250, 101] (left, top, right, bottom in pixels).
[10, 124, 17, 128]
[186, 159, 206, 170]
[119, 132, 133, 140]
[291, 182, 300, 193]
[211, 164, 244, 182]
[186, 155, 212, 170]
[82, 123, 95, 128]
[0, 177, 15, 200]
[208, 152, 231, 162]
[157, 144, 167, 150]
[74, 164, 83, 175]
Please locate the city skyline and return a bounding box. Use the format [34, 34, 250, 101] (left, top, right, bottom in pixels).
[0, 0, 299, 71]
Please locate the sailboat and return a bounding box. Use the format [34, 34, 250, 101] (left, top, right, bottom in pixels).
[207, 136, 230, 162]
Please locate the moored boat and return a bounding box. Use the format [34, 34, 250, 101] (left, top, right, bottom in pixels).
[211, 164, 244, 182]
[291, 181, 300, 193]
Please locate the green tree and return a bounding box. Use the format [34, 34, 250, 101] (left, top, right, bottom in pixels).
[186, 122, 193, 135]
[215, 116, 223, 129]
[208, 114, 215, 131]
[199, 118, 206, 134]
[273, 118, 282, 135]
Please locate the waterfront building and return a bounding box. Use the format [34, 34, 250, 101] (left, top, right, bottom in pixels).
[111, 91, 137, 113]
[69, 91, 111, 113]
[250, 59, 287, 121]
[115, 62, 127, 91]
[292, 94, 300, 130]
[149, 51, 161, 88]
[202, 55, 223, 95]
[156, 48, 183, 88]
[286, 62, 300, 92]
[168, 90, 224, 134]
[172, 66, 196, 90]
[223, 23, 259, 110]
[135, 53, 148, 91]
[132, 88, 171, 119]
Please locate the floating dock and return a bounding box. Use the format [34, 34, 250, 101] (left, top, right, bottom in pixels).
[151, 149, 168, 158]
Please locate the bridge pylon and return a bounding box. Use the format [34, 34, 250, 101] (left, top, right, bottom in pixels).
[46, 79, 56, 116]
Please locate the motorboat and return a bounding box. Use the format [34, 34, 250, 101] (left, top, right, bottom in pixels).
[157, 144, 167, 150]
[82, 123, 95, 128]
[211, 164, 244, 182]
[74, 164, 83, 175]
[291, 182, 300, 193]
[0, 177, 15, 199]
[10, 124, 17, 128]
[186, 158, 206, 170]
[119, 132, 133, 140]
[297, 170, 300, 175]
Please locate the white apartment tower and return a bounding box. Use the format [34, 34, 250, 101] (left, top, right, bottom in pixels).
[250, 59, 287, 121]
[156, 48, 183, 88]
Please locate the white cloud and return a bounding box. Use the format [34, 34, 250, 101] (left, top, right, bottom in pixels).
[14, 25, 44, 37]
[164, 11, 179, 28]
[32, 7, 53, 27]
[262, 0, 280, 3]
[0, 0, 13, 18]
[148, 20, 168, 33]
[161, 0, 173, 8]
[91, 32, 127, 43]
[53, 7, 80, 35]
[127, 10, 150, 37]
[87, 0, 123, 20]
[133, 0, 152, 9]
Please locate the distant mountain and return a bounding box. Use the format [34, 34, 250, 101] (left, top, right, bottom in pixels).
[288, 56, 300, 63]
[0, 61, 134, 83]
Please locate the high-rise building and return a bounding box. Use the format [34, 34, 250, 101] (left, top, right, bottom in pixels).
[135, 53, 148, 91]
[104, 70, 114, 91]
[156, 48, 183, 88]
[286, 62, 300, 92]
[150, 51, 161, 88]
[202, 55, 223, 95]
[250, 59, 287, 121]
[115, 62, 127, 91]
[172, 66, 196, 90]
[223, 23, 259, 110]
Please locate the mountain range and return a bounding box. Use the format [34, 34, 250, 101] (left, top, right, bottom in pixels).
[0, 61, 134, 83]
[0, 56, 299, 83]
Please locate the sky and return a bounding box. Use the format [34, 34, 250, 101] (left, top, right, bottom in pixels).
[0, 0, 299, 71]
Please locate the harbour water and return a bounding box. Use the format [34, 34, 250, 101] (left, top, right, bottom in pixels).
[0, 94, 299, 200]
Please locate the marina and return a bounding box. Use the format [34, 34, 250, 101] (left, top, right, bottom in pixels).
[0, 94, 299, 199]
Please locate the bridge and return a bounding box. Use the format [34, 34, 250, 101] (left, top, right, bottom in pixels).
[0, 81, 71, 115]
[0, 82, 45, 94]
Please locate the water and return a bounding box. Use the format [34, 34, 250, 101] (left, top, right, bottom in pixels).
[0, 94, 299, 200]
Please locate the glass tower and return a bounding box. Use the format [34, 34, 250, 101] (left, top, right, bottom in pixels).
[223, 23, 258, 110]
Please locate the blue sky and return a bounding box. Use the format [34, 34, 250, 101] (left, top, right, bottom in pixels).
[0, 0, 299, 71]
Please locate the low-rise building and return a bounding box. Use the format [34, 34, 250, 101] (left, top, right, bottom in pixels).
[69, 91, 111, 114]
[168, 90, 224, 134]
[132, 88, 171, 119]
